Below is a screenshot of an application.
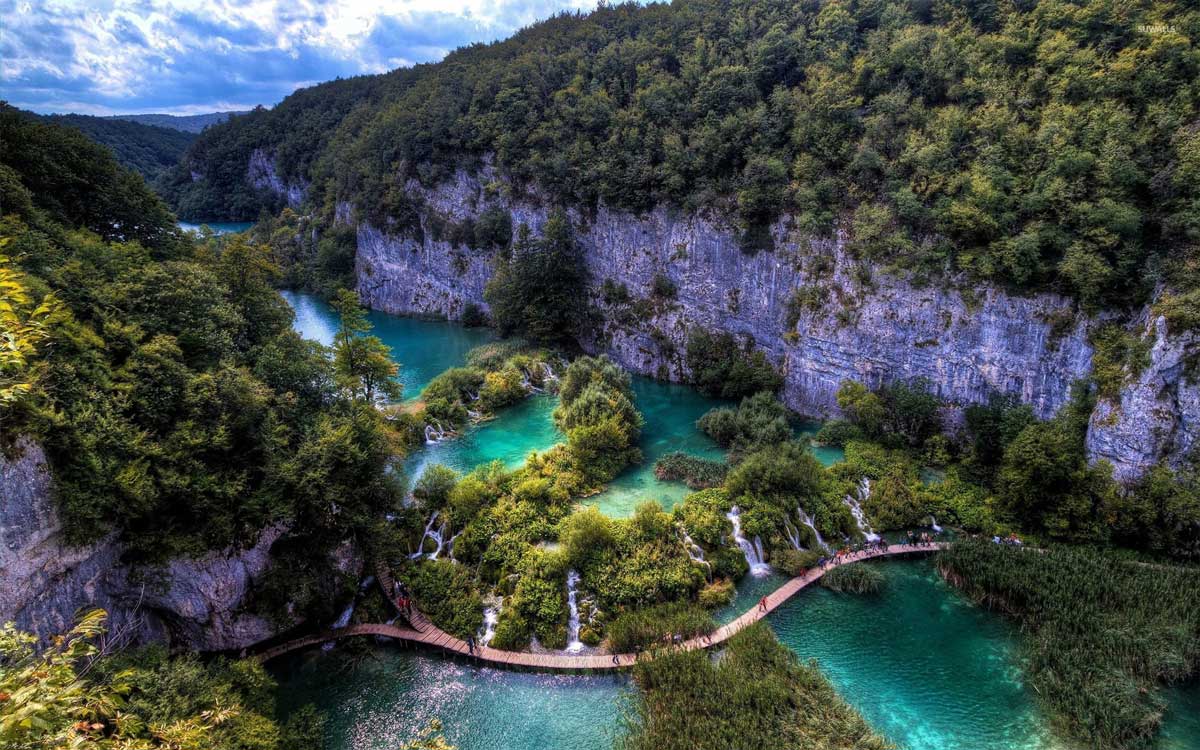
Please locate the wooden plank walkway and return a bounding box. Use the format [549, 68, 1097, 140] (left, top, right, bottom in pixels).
[258, 543, 948, 671]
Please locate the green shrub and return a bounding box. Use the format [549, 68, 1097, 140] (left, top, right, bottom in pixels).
[685, 329, 782, 399]
[697, 391, 792, 456]
[772, 549, 821, 577]
[697, 579, 735, 608]
[397, 559, 483, 639]
[813, 419, 863, 447]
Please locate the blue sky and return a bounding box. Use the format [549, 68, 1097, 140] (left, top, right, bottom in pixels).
[1, 0, 599, 115]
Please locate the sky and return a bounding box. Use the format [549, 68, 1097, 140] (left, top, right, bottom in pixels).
[0, 0, 600, 116]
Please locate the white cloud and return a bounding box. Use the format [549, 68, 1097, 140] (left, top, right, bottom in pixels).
[0, 0, 603, 114]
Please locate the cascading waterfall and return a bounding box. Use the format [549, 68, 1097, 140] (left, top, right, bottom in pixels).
[726, 506, 771, 576]
[541, 362, 559, 386]
[679, 526, 712, 580]
[565, 570, 585, 653]
[844, 478, 881, 542]
[424, 419, 453, 444]
[929, 515, 944, 534]
[797, 507, 831, 553]
[324, 576, 373, 649]
[479, 600, 501, 646]
[519, 367, 544, 393]
[408, 512, 450, 559]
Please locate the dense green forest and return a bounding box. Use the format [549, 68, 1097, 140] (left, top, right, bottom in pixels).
[170, 0, 1200, 318]
[0, 105, 402, 623]
[40, 112, 197, 184]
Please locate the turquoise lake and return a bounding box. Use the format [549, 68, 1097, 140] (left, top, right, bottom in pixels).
[178, 220, 255, 235]
[281, 290, 839, 516]
[276, 291, 1199, 750]
[272, 558, 1199, 750]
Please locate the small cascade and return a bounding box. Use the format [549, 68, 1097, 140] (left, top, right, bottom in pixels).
[797, 507, 831, 553]
[929, 515, 944, 534]
[519, 367, 544, 394]
[844, 478, 881, 542]
[466, 408, 483, 421]
[479, 601, 501, 647]
[408, 512, 449, 559]
[323, 576, 371, 650]
[445, 530, 463, 561]
[424, 419, 453, 445]
[541, 362, 559, 386]
[565, 570, 585, 653]
[783, 520, 803, 551]
[726, 506, 771, 576]
[679, 526, 712, 580]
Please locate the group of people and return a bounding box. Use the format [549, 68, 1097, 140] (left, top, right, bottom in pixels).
[906, 530, 939, 547]
[992, 533, 1023, 546]
[393, 581, 414, 619]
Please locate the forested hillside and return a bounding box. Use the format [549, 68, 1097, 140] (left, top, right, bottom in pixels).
[111, 110, 242, 133]
[41, 112, 197, 184]
[171, 0, 1199, 317]
[0, 106, 401, 622]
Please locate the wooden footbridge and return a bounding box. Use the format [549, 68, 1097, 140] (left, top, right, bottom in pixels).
[256, 543, 948, 671]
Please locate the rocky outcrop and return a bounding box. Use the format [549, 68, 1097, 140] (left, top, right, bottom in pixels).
[247, 148, 306, 208]
[353, 168, 1197, 479]
[1086, 316, 1200, 481]
[0, 439, 305, 650]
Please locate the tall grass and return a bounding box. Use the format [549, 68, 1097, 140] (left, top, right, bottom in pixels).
[654, 452, 727, 489]
[938, 540, 1200, 750]
[620, 623, 892, 750]
[606, 602, 715, 654]
[821, 563, 885, 594]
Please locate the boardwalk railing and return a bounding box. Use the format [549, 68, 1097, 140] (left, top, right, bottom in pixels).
[258, 542, 948, 671]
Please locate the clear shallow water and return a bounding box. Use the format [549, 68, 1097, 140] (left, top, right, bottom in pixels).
[770, 558, 1060, 750]
[271, 648, 627, 750]
[281, 290, 497, 400]
[178, 220, 255, 235]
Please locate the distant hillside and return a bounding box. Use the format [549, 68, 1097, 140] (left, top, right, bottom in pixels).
[109, 111, 245, 133]
[42, 113, 197, 185]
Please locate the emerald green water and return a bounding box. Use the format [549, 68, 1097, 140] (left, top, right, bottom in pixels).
[281, 290, 496, 399]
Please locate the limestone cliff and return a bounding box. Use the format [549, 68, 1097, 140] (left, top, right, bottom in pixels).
[354, 168, 1197, 479]
[0, 439, 325, 650]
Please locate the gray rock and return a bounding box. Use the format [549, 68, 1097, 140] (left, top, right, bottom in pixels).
[247, 148, 307, 208]
[0, 439, 296, 650]
[351, 168, 1197, 480]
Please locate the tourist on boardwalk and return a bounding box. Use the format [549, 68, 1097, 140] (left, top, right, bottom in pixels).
[467, 635, 476, 655]
[612, 653, 620, 665]
[759, 596, 769, 612]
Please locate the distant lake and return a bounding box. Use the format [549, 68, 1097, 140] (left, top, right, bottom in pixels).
[178, 220, 254, 235]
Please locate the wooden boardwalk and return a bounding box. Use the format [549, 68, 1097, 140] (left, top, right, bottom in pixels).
[258, 543, 948, 671]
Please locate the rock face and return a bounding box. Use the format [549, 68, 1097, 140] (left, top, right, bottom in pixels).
[1086, 316, 1200, 481]
[0, 439, 297, 650]
[247, 148, 306, 208]
[354, 168, 1197, 479]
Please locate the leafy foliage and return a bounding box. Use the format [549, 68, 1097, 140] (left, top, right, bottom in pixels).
[40, 112, 197, 185]
[0, 610, 321, 750]
[685, 329, 782, 400]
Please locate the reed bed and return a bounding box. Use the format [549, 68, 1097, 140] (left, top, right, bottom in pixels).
[654, 452, 728, 489]
[620, 623, 892, 750]
[821, 563, 885, 594]
[606, 602, 715, 654]
[938, 540, 1200, 749]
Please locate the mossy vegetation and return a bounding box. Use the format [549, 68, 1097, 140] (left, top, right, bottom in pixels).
[821, 564, 885, 595]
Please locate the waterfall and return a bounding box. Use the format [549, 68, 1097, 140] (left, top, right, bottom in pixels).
[408, 512, 449, 559]
[679, 526, 712, 580]
[424, 419, 453, 445]
[797, 507, 831, 553]
[519, 367, 544, 393]
[565, 570, 585, 653]
[479, 600, 501, 646]
[930, 515, 944, 534]
[844, 478, 881, 542]
[726, 506, 771, 576]
[466, 408, 482, 421]
[541, 362, 559, 385]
